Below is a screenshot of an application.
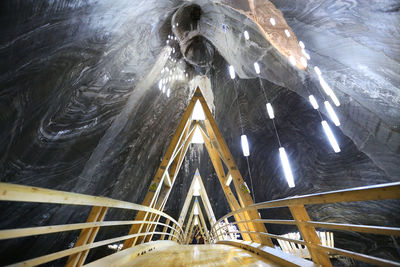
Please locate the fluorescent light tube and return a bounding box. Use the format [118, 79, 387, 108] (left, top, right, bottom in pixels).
[241, 135, 250, 157]
[229, 65, 235, 79]
[314, 66, 322, 76]
[266, 103, 275, 119]
[321, 120, 341, 153]
[244, 31, 249, 40]
[279, 147, 295, 188]
[289, 55, 296, 66]
[309, 95, 319, 109]
[324, 101, 340, 126]
[254, 62, 260, 74]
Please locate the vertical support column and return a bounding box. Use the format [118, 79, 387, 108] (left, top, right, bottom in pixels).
[289, 205, 332, 267]
[160, 219, 170, 240]
[66, 206, 108, 267]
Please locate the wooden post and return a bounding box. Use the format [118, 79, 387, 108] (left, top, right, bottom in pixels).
[160, 219, 170, 240]
[66, 206, 108, 267]
[198, 93, 273, 247]
[289, 205, 332, 266]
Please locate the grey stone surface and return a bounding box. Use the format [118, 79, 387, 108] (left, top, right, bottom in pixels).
[0, 0, 399, 265]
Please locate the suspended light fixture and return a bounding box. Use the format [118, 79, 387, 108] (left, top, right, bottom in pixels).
[167, 88, 170, 98]
[309, 95, 319, 109]
[158, 80, 163, 90]
[270, 18, 276, 26]
[324, 101, 340, 126]
[192, 100, 205, 120]
[266, 103, 275, 119]
[302, 49, 311, 60]
[329, 91, 340, 107]
[279, 147, 295, 188]
[284, 29, 291, 38]
[314, 66, 322, 76]
[241, 134, 250, 157]
[162, 86, 166, 93]
[299, 41, 305, 49]
[253, 62, 260, 74]
[229, 65, 236, 79]
[289, 55, 296, 66]
[321, 120, 341, 153]
[244, 30, 249, 40]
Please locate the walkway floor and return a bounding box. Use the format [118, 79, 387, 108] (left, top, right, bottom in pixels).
[127, 244, 279, 266]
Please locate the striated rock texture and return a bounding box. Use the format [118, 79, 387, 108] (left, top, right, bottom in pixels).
[0, 0, 399, 265]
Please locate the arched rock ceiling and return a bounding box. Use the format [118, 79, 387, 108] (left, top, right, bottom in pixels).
[0, 0, 399, 264]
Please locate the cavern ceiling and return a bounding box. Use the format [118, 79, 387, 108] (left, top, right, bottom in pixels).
[0, 0, 399, 264]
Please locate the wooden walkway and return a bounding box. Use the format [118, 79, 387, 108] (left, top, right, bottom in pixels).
[86, 242, 278, 267]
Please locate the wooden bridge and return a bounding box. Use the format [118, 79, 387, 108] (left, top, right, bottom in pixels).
[1, 88, 399, 266]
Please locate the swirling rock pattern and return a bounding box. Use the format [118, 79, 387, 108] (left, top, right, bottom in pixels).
[0, 0, 399, 265]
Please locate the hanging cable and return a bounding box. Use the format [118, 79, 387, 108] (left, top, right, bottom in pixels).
[223, 22, 257, 202]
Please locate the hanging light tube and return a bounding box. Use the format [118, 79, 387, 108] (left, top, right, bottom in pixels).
[167, 88, 170, 98]
[241, 135, 250, 157]
[229, 65, 236, 79]
[299, 41, 305, 49]
[254, 62, 260, 74]
[289, 55, 296, 66]
[321, 120, 341, 153]
[279, 147, 295, 188]
[314, 66, 322, 76]
[329, 91, 341, 107]
[266, 103, 275, 119]
[309, 95, 319, 109]
[284, 29, 291, 37]
[244, 31, 249, 40]
[324, 101, 340, 126]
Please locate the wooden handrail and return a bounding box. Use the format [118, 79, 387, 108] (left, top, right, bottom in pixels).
[211, 182, 400, 267]
[0, 182, 185, 266]
[0, 182, 182, 234]
[213, 182, 400, 227]
[213, 219, 400, 237]
[11, 231, 180, 266]
[213, 231, 400, 266]
[0, 220, 181, 240]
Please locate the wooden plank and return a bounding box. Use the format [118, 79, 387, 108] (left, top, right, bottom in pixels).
[218, 240, 317, 267]
[305, 221, 400, 236]
[122, 94, 198, 248]
[0, 183, 182, 231]
[198, 93, 273, 247]
[10, 231, 180, 267]
[200, 128, 252, 242]
[214, 182, 400, 225]
[0, 220, 180, 241]
[289, 205, 332, 267]
[160, 219, 170, 240]
[311, 243, 400, 267]
[66, 206, 108, 267]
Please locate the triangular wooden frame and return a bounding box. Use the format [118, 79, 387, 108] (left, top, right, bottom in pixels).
[123, 87, 273, 248]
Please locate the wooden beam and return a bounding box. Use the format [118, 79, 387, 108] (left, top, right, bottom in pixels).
[122, 93, 199, 249]
[200, 105, 273, 246]
[200, 128, 252, 242]
[289, 205, 332, 267]
[66, 206, 108, 267]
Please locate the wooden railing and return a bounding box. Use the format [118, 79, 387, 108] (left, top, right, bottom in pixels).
[0, 182, 184, 266]
[210, 182, 400, 267]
